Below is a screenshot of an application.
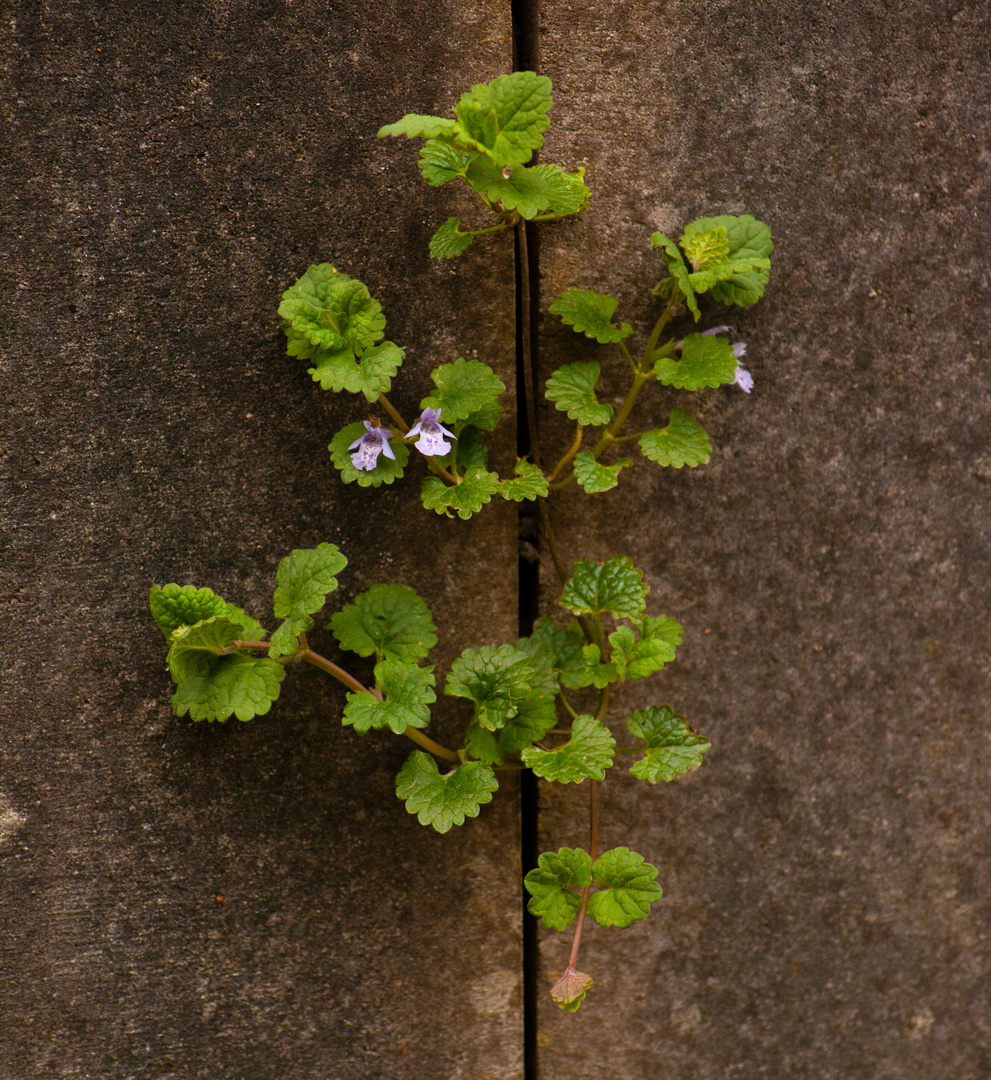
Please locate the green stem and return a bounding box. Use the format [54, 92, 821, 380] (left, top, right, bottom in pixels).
[470, 221, 513, 237]
[588, 371, 649, 460]
[545, 424, 583, 483]
[617, 339, 637, 375]
[377, 393, 409, 435]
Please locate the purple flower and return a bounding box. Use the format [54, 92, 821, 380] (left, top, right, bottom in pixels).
[348, 421, 395, 471]
[733, 366, 754, 393]
[406, 407, 457, 457]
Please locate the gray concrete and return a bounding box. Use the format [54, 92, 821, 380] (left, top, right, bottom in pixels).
[0, 3, 522, 1077]
[535, 1, 991, 1077]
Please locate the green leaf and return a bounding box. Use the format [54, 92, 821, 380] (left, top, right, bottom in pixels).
[305, 340, 405, 400]
[460, 399, 503, 433]
[330, 583, 437, 662]
[654, 333, 738, 390]
[280, 266, 385, 356]
[524, 847, 592, 929]
[329, 421, 410, 487]
[609, 616, 682, 681]
[650, 233, 700, 321]
[572, 451, 632, 494]
[682, 225, 730, 271]
[575, 643, 619, 689]
[172, 652, 285, 723]
[268, 543, 348, 657]
[560, 556, 648, 622]
[464, 721, 503, 766]
[549, 289, 632, 343]
[429, 216, 475, 259]
[452, 71, 552, 167]
[395, 752, 498, 834]
[149, 584, 265, 641]
[500, 459, 548, 502]
[498, 686, 557, 756]
[167, 616, 245, 683]
[513, 633, 562, 698]
[627, 705, 710, 782]
[418, 141, 472, 186]
[529, 617, 586, 689]
[421, 466, 502, 520]
[521, 714, 615, 783]
[435, 425, 489, 471]
[638, 408, 711, 469]
[446, 643, 536, 731]
[377, 113, 458, 140]
[421, 359, 506, 424]
[342, 661, 435, 734]
[587, 847, 663, 928]
[681, 214, 773, 306]
[544, 361, 613, 427]
[465, 159, 589, 218]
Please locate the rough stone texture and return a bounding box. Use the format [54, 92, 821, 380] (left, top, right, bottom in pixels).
[0, 4, 523, 1077]
[534, 1, 991, 1077]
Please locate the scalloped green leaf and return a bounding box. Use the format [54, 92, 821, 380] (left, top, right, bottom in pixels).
[650, 232, 700, 321]
[377, 113, 458, 141]
[329, 421, 410, 487]
[521, 714, 615, 782]
[500, 459, 548, 502]
[524, 847, 592, 930]
[575, 643, 619, 689]
[549, 289, 632, 343]
[167, 616, 245, 683]
[453, 71, 552, 167]
[418, 141, 473, 186]
[280, 266, 386, 357]
[681, 214, 773, 306]
[654, 333, 738, 390]
[465, 159, 589, 218]
[421, 359, 506, 424]
[446, 643, 536, 731]
[304, 340, 404, 400]
[545, 361, 613, 426]
[150, 584, 265, 642]
[573, 451, 632, 494]
[421, 466, 502, 520]
[683, 225, 730, 271]
[429, 216, 475, 259]
[342, 661, 435, 734]
[395, 752, 498, 834]
[330, 583, 437, 662]
[560, 556, 648, 621]
[609, 616, 682, 681]
[627, 705, 710, 782]
[268, 543, 348, 658]
[638, 408, 712, 469]
[529, 617, 587, 689]
[587, 847, 663, 928]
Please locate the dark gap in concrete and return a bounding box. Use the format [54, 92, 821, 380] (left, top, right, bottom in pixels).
[512, 1, 541, 1076]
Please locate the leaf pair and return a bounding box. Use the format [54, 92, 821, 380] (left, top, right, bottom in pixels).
[524, 846, 663, 930]
[279, 265, 404, 401]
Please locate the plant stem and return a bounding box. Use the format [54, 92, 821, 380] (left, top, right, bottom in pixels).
[567, 778, 600, 972]
[377, 393, 409, 435]
[545, 424, 583, 483]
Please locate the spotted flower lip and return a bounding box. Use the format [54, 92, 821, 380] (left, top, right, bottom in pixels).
[348, 421, 396, 470]
[407, 407, 457, 457]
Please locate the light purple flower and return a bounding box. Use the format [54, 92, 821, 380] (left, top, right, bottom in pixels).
[733, 366, 754, 393]
[406, 407, 457, 457]
[348, 421, 395, 470]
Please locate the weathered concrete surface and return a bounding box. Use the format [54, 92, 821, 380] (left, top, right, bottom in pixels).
[0, 4, 523, 1077]
[534, 1, 991, 1077]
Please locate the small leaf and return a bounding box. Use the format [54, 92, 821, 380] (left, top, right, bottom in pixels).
[498, 685, 557, 756]
[421, 466, 502, 520]
[330, 583, 437, 662]
[650, 233, 700, 321]
[429, 216, 475, 259]
[521, 714, 616, 783]
[268, 543, 348, 657]
[395, 752, 498, 834]
[560, 556, 648, 621]
[342, 661, 435, 734]
[150, 584, 264, 641]
[638, 409, 711, 469]
[418, 141, 472, 186]
[654, 333, 738, 390]
[421, 359, 506, 424]
[170, 640, 285, 723]
[464, 721, 503, 766]
[446, 643, 536, 731]
[280, 266, 387, 359]
[573, 451, 632, 494]
[453, 71, 552, 167]
[167, 616, 245, 683]
[500, 459, 548, 502]
[549, 289, 632, 343]
[551, 968, 593, 1012]
[681, 214, 773, 306]
[377, 113, 458, 141]
[627, 705, 710, 782]
[609, 616, 682, 681]
[466, 159, 589, 219]
[575, 643, 619, 689]
[524, 847, 592, 929]
[528, 617, 586, 689]
[545, 361, 613, 427]
[329, 421, 410, 488]
[682, 225, 730, 271]
[587, 847, 663, 928]
[305, 340, 405, 401]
